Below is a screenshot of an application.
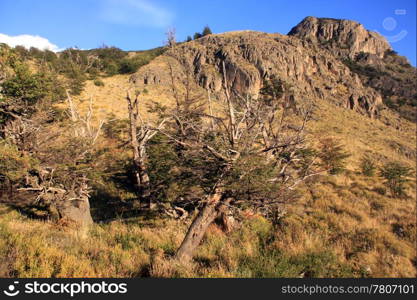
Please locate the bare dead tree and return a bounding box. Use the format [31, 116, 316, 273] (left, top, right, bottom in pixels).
[66, 90, 104, 143]
[165, 27, 177, 48]
[126, 90, 168, 209]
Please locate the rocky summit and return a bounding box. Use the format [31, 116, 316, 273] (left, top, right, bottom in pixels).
[288, 16, 391, 59]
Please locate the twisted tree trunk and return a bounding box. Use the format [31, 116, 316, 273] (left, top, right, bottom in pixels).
[133, 153, 152, 209]
[175, 189, 231, 263]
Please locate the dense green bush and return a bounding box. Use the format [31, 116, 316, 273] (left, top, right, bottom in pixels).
[102, 117, 129, 140]
[237, 246, 355, 277]
[1, 64, 47, 104]
[91, 46, 127, 62]
[118, 59, 140, 74]
[147, 134, 179, 203]
[1, 46, 134, 94]
[192, 26, 213, 40]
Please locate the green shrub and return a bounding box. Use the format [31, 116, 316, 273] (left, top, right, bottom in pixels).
[92, 46, 126, 62]
[118, 59, 140, 74]
[1, 64, 46, 104]
[380, 161, 412, 197]
[147, 134, 179, 203]
[118, 48, 165, 75]
[342, 59, 387, 79]
[104, 63, 119, 76]
[65, 67, 86, 95]
[93, 79, 105, 87]
[384, 97, 396, 109]
[102, 118, 129, 140]
[260, 75, 284, 103]
[360, 154, 376, 176]
[319, 138, 350, 175]
[202, 26, 213, 36]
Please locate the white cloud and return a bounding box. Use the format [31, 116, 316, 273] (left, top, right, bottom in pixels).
[0, 33, 61, 52]
[100, 0, 174, 28]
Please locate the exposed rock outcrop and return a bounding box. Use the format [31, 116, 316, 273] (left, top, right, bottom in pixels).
[288, 16, 391, 59]
[288, 17, 415, 119]
[130, 19, 392, 118]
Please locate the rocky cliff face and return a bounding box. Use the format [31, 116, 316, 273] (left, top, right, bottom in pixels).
[288, 17, 416, 122]
[130, 18, 400, 119]
[288, 16, 391, 59]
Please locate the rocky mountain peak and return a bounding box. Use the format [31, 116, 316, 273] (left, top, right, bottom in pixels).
[288, 16, 391, 59]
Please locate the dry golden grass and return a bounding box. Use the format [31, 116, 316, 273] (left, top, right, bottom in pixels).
[310, 98, 416, 167]
[0, 206, 191, 277]
[3, 68, 416, 278]
[56, 74, 178, 125]
[0, 172, 415, 278]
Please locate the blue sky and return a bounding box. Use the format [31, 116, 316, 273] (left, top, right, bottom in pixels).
[0, 0, 415, 65]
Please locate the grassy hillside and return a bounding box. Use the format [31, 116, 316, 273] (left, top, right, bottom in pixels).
[1, 67, 415, 277]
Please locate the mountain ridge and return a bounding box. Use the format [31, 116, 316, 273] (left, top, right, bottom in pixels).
[130, 17, 414, 121]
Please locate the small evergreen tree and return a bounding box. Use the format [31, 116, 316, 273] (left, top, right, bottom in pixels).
[319, 138, 350, 175]
[186, 36, 192, 42]
[380, 161, 412, 197]
[202, 26, 212, 36]
[360, 154, 376, 176]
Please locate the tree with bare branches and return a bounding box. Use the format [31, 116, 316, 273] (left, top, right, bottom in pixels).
[156, 61, 329, 262]
[27, 91, 104, 226]
[165, 27, 177, 48]
[126, 90, 168, 209]
[1, 88, 104, 227]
